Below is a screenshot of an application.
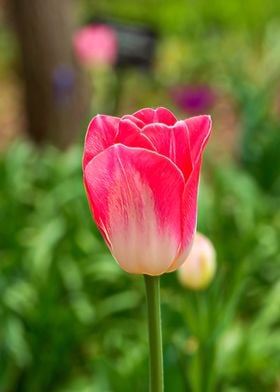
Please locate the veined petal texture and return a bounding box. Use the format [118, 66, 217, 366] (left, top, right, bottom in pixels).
[84, 144, 185, 275]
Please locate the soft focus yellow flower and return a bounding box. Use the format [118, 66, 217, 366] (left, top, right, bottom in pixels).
[178, 232, 216, 290]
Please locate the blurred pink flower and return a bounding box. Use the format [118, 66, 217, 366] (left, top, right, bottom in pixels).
[73, 24, 118, 67]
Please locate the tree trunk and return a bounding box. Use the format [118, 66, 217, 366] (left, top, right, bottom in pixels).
[9, 0, 88, 148]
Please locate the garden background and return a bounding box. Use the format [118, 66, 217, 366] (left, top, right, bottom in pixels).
[0, 1, 280, 391]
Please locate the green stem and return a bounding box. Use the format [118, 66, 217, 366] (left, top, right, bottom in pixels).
[144, 275, 164, 392]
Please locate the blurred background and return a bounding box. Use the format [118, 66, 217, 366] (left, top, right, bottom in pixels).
[0, 1, 280, 391]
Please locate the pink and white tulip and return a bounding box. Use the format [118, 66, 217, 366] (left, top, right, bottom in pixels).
[83, 107, 211, 275]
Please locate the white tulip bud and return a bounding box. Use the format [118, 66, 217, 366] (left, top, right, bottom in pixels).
[178, 233, 216, 290]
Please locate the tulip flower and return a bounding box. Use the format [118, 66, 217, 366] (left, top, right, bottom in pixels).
[82, 107, 211, 392]
[178, 232, 216, 290]
[83, 107, 212, 276]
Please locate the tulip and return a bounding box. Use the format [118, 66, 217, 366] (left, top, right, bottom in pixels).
[83, 107, 212, 391]
[178, 232, 216, 290]
[83, 107, 211, 275]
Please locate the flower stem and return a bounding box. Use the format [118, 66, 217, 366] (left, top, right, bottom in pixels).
[144, 275, 164, 392]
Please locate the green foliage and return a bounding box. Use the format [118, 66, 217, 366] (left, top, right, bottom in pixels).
[0, 141, 279, 391]
[82, 0, 280, 37]
[221, 27, 280, 196]
[162, 160, 280, 392]
[0, 143, 147, 392]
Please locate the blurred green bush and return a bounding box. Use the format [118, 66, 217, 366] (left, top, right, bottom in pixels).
[0, 140, 279, 391]
[82, 0, 280, 37]
[0, 143, 147, 391]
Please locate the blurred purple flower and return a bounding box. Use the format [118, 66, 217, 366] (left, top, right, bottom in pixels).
[52, 65, 76, 103]
[171, 84, 216, 114]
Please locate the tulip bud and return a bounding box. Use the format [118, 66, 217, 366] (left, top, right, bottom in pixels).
[178, 233, 216, 290]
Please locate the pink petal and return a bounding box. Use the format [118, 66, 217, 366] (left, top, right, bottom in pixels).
[185, 115, 212, 163]
[142, 121, 193, 181]
[169, 118, 212, 271]
[121, 114, 146, 128]
[83, 115, 120, 169]
[116, 119, 156, 150]
[84, 144, 185, 275]
[132, 107, 177, 126]
[167, 158, 202, 272]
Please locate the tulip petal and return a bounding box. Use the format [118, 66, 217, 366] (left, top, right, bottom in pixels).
[132, 107, 177, 126]
[185, 115, 212, 163]
[171, 118, 212, 270]
[116, 119, 156, 150]
[168, 158, 202, 272]
[84, 144, 185, 275]
[142, 121, 193, 181]
[121, 114, 146, 128]
[83, 114, 120, 169]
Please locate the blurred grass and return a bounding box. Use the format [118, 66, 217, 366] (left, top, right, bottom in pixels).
[0, 139, 279, 391]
